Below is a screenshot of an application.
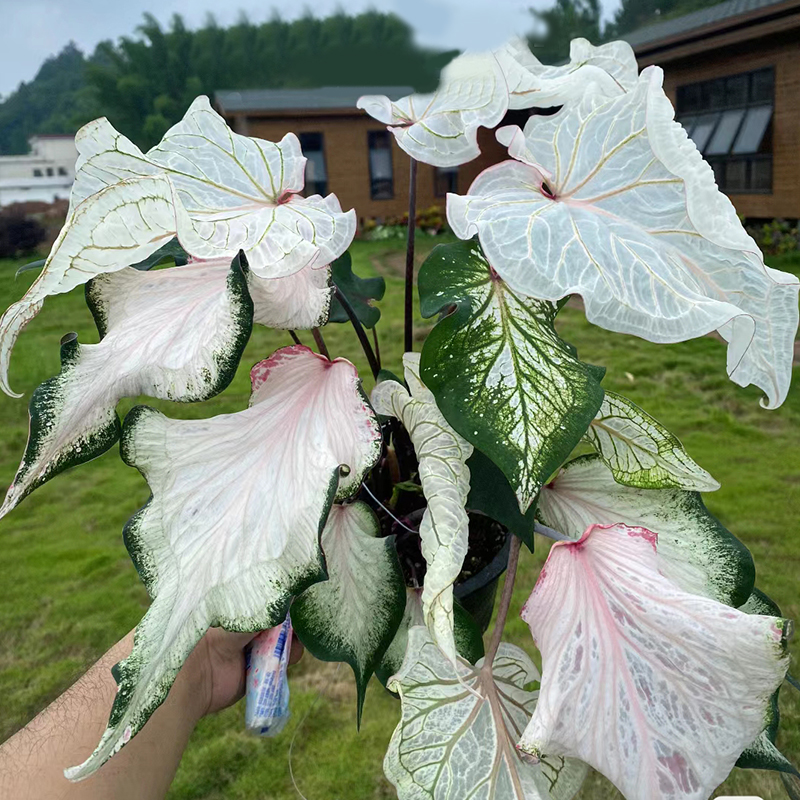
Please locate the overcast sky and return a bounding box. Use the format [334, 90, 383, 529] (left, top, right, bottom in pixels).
[0, 0, 620, 98]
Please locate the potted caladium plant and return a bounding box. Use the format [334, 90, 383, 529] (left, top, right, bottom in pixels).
[0, 35, 798, 800]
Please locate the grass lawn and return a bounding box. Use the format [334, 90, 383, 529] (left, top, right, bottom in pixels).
[0, 239, 798, 800]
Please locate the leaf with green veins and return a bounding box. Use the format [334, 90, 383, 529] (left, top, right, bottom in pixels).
[291, 501, 406, 724]
[130, 237, 189, 271]
[418, 238, 605, 514]
[467, 448, 536, 551]
[538, 454, 755, 606]
[384, 625, 588, 800]
[585, 391, 719, 491]
[375, 588, 484, 688]
[327, 251, 386, 329]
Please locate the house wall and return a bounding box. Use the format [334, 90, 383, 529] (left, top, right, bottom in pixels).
[647, 30, 800, 220]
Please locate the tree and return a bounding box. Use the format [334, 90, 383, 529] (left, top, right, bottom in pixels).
[527, 0, 601, 63]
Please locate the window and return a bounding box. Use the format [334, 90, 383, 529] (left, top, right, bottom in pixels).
[46, 167, 53, 177]
[434, 166, 459, 197]
[57, 166, 68, 176]
[33, 169, 42, 177]
[676, 67, 774, 194]
[298, 132, 327, 196]
[368, 130, 394, 200]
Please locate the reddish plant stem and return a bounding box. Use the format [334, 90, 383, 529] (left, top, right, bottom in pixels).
[311, 327, 330, 359]
[483, 535, 522, 669]
[372, 327, 382, 372]
[332, 286, 380, 379]
[404, 158, 418, 354]
[288, 329, 303, 346]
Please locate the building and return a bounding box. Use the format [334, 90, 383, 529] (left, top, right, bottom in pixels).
[0, 135, 77, 207]
[624, 0, 800, 220]
[215, 87, 501, 227]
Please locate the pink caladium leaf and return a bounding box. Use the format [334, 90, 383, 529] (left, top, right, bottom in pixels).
[64, 345, 381, 781]
[495, 37, 638, 110]
[0, 97, 354, 397]
[358, 52, 508, 168]
[519, 522, 791, 800]
[448, 67, 799, 408]
[0, 255, 253, 520]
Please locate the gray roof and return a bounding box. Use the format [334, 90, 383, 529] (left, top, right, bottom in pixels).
[623, 0, 787, 48]
[215, 86, 414, 114]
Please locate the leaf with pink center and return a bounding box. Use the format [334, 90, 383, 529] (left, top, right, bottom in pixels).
[0, 255, 253, 520]
[371, 353, 473, 662]
[65, 345, 381, 781]
[357, 52, 508, 168]
[519, 522, 791, 800]
[448, 67, 799, 408]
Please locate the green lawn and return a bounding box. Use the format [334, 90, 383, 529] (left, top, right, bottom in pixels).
[0, 240, 798, 800]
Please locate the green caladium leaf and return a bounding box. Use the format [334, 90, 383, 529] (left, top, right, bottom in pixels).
[737, 589, 799, 778]
[130, 237, 189, 270]
[328, 251, 385, 329]
[291, 501, 406, 723]
[384, 625, 588, 800]
[467, 448, 536, 551]
[418, 239, 605, 514]
[585, 391, 719, 491]
[375, 587, 484, 688]
[538, 454, 755, 606]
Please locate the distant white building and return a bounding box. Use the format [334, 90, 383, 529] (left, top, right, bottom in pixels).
[0, 135, 76, 207]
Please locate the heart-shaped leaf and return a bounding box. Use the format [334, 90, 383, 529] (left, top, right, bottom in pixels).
[0, 255, 253, 520]
[519, 522, 790, 800]
[371, 353, 473, 662]
[418, 239, 605, 514]
[65, 345, 381, 781]
[537, 454, 754, 606]
[358, 52, 508, 168]
[327, 251, 385, 329]
[585, 391, 719, 491]
[448, 68, 799, 408]
[385, 625, 588, 800]
[291, 501, 406, 722]
[130, 237, 189, 271]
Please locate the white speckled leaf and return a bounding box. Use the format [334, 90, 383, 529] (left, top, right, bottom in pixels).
[0, 256, 252, 520]
[519, 522, 790, 800]
[585, 391, 719, 491]
[495, 37, 637, 110]
[449, 67, 799, 409]
[384, 625, 588, 800]
[537, 454, 754, 606]
[0, 174, 182, 397]
[291, 501, 406, 721]
[371, 353, 473, 662]
[149, 97, 356, 278]
[65, 345, 381, 781]
[358, 52, 508, 168]
[418, 239, 604, 514]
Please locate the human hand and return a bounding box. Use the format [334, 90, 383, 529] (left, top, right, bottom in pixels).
[181, 626, 304, 720]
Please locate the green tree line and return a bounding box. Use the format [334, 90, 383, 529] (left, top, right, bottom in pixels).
[0, 0, 723, 154]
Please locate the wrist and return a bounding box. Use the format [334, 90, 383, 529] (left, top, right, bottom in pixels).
[172, 638, 214, 726]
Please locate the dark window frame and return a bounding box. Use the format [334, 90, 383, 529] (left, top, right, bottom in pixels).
[434, 166, 459, 197]
[676, 67, 774, 195]
[298, 132, 328, 197]
[368, 130, 394, 200]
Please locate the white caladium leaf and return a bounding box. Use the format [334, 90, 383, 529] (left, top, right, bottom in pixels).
[291, 501, 406, 721]
[418, 239, 605, 514]
[537, 454, 754, 606]
[149, 97, 356, 278]
[585, 391, 719, 491]
[249, 263, 332, 329]
[0, 174, 183, 397]
[371, 353, 473, 662]
[495, 37, 637, 110]
[384, 625, 588, 800]
[0, 256, 253, 520]
[519, 522, 791, 800]
[357, 52, 508, 168]
[65, 345, 381, 781]
[449, 67, 800, 409]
